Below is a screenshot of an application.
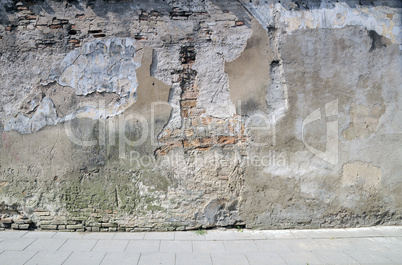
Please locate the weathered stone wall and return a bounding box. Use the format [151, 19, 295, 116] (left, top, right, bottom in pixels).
[0, 0, 401, 231]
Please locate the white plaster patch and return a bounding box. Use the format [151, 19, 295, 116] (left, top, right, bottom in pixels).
[50, 37, 140, 120]
[242, 2, 401, 44]
[5, 97, 58, 134]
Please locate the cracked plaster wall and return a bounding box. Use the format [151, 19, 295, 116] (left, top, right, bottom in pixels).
[0, 0, 401, 231]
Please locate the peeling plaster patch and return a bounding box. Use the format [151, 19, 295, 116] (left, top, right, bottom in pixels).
[266, 60, 288, 121]
[226, 19, 271, 116]
[5, 97, 58, 134]
[193, 46, 237, 118]
[48, 37, 140, 119]
[193, 26, 252, 118]
[343, 103, 384, 140]
[342, 161, 382, 191]
[241, 2, 402, 45]
[149, 47, 183, 131]
[5, 38, 142, 134]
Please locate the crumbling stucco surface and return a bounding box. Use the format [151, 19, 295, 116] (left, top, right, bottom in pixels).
[0, 0, 401, 231]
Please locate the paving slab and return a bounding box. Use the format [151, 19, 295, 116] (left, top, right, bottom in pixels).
[290, 228, 350, 239]
[263, 230, 296, 239]
[224, 240, 260, 253]
[143, 232, 175, 240]
[312, 250, 359, 264]
[380, 249, 402, 263]
[25, 238, 67, 251]
[174, 231, 206, 241]
[312, 238, 355, 251]
[100, 252, 140, 265]
[246, 252, 287, 265]
[176, 253, 212, 265]
[0, 250, 37, 265]
[192, 240, 226, 253]
[346, 237, 390, 251]
[344, 227, 384, 237]
[232, 230, 267, 240]
[278, 250, 322, 265]
[204, 230, 236, 241]
[138, 252, 175, 265]
[159, 240, 193, 253]
[58, 239, 98, 252]
[92, 239, 129, 252]
[371, 226, 402, 236]
[283, 238, 324, 251]
[372, 236, 402, 250]
[63, 251, 106, 265]
[0, 238, 36, 251]
[211, 253, 249, 265]
[255, 239, 292, 252]
[0, 231, 27, 238]
[82, 233, 116, 240]
[125, 240, 160, 253]
[22, 231, 56, 239]
[114, 232, 146, 240]
[0, 226, 400, 264]
[51, 232, 85, 239]
[344, 250, 394, 264]
[24, 251, 71, 265]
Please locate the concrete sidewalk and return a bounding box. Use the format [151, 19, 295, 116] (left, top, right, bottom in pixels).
[0, 226, 401, 265]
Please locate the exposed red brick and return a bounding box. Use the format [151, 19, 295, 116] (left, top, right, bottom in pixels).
[199, 137, 216, 146]
[49, 24, 62, 29]
[184, 129, 194, 137]
[75, 14, 85, 19]
[183, 138, 200, 148]
[191, 118, 200, 126]
[181, 100, 197, 108]
[182, 91, 199, 100]
[217, 136, 236, 145]
[235, 21, 245, 26]
[196, 146, 211, 151]
[182, 109, 189, 117]
[201, 117, 212, 125]
[189, 108, 205, 117]
[25, 15, 37, 20]
[155, 147, 170, 156]
[160, 138, 183, 148]
[68, 39, 80, 44]
[5, 26, 12, 31]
